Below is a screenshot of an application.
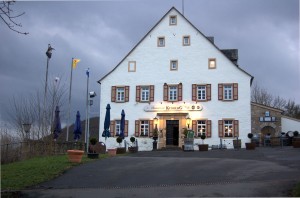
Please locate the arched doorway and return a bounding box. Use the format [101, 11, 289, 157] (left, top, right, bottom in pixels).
[261, 126, 276, 137]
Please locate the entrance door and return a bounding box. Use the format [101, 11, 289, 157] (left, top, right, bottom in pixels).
[166, 120, 179, 146]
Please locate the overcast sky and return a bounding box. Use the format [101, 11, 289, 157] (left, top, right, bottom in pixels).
[0, 0, 299, 130]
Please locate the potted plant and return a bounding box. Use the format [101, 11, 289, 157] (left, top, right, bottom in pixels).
[292, 131, 300, 148]
[245, 133, 256, 150]
[67, 149, 84, 163]
[198, 134, 208, 151]
[116, 136, 126, 154]
[153, 128, 159, 140]
[87, 137, 99, 159]
[128, 136, 138, 153]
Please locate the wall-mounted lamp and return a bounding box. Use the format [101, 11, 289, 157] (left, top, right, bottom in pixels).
[186, 116, 191, 129]
[154, 116, 158, 129]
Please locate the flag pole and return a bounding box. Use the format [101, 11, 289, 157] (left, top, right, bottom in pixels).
[85, 68, 89, 148]
[66, 58, 73, 142]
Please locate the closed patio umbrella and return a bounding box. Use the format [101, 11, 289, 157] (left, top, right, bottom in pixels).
[102, 104, 111, 140]
[74, 111, 82, 141]
[53, 106, 61, 141]
[120, 109, 125, 139]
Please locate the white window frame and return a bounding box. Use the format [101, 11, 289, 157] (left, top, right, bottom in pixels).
[197, 120, 206, 137]
[208, 58, 216, 69]
[224, 85, 233, 100]
[183, 36, 190, 46]
[197, 85, 206, 100]
[140, 120, 149, 136]
[224, 120, 233, 137]
[157, 37, 165, 47]
[116, 87, 125, 102]
[115, 120, 121, 136]
[169, 15, 177, 25]
[168, 85, 178, 101]
[141, 86, 150, 102]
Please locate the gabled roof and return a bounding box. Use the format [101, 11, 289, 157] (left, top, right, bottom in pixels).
[251, 102, 284, 113]
[98, 7, 254, 84]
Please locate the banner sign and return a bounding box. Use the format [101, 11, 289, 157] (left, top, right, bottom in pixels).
[144, 104, 203, 112]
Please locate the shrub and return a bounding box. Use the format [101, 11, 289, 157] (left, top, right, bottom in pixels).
[90, 137, 97, 145]
[247, 133, 253, 139]
[130, 136, 135, 143]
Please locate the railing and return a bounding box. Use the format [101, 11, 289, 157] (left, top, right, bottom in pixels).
[1, 141, 85, 164]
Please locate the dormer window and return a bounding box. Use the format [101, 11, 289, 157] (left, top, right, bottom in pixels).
[169, 15, 177, 25]
[183, 35, 190, 46]
[157, 37, 165, 47]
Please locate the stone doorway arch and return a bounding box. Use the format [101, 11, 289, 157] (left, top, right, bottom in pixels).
[261, 126, 276, 137]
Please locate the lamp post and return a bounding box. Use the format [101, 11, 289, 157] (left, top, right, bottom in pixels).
[186, 116, 191, 129]
[86, 91, 96, 153]
[43, 44, 54, 140]
[22, 123, 32, 140]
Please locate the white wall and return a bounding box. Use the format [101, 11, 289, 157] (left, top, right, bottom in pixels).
[98, 8, 252, 150]
[282, 116, 300, 132]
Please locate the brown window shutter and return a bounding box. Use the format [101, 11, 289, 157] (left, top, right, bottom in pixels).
[149, 120, 154, 137]
[192, 84, 196, 101]
[218, 84, 223, 100]
[206, 84, 211, 101]
[233, 83, 238, 100]
[124, 120, 129, 137]
[218, 120, 224, 137]
[135, 120, 140, 137]
[178, 83, 182, 101]
[192, 120, 197, 137]
[163, 83, 168, 101]
[150, 85, 155, 102]
[110, 121, 115, 137]
[111, 86, 116, 102]
[206, 120, 212, 138]
[234, 120, 239, 137]
[125, 86, 129, 102]
[136, 86, 141, 102]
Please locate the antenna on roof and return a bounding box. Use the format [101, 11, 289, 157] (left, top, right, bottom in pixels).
[182, 0, 185, 15]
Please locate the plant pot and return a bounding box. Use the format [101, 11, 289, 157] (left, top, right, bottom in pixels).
[116, 147, 126, 154]
[67, 150, 84, 163]
[198, 144, 208, 151]
[128, 146, 138, 153]
[153, 136, 158, 141]
[245, 143, 256, 150]
[87, 153, 99, 159]
[293, 138, 300, 148]
[233, 139, 241, 149]
[107, 148, 117, 156]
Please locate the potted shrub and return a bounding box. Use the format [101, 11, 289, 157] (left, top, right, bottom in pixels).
[198, 134, 208, 151]
[292, 131, 300, 148]
[116, 136, 126, 154]
[67, 150, 84, 163]
[88, 137, 99, 159]
[153, 128, 159, 140]
[245, 133, 256, 150]
[128, 136, 138, 153]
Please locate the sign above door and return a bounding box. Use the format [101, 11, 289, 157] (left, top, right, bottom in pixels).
[144, 104, 203, 112]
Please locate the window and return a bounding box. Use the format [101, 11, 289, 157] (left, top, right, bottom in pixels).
[116, 87, 125, 102]
[218, 83, 238, 101]
[224, 120, 233, 137]
[140, 120, 149, 136]
[157, 37, 165, 47]
[169, 86, 178, 101]
[163, 83, 182, 102]
[218, 119, 239, 138]
[183, 36, 190, 46]
[170, 60, 178, 70]
[141, 86, 150, 102]
[224, 85, 233, 100]
[128, 61, 136, 72]
[197, 85, 206, 100]
[169, 15, 177, 25]
[197, 121, 206, 137]
[115, 120, 121, 136]
[208, 58, 216, 69]
[111, 86, 129, 102]
[192, 84, 211, 101]
[136, 85, 154, 102]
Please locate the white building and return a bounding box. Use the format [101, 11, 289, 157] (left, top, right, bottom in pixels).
[98, 7, 253, 150]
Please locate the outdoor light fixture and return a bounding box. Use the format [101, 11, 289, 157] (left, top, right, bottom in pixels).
[89, 91, 96, 98]
[186, 116, 191, 129]
[154, 116, 158, 129]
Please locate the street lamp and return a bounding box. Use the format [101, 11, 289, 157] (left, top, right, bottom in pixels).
[186, 116, 191, 129]
[154, 116, 158, 129]
[22, 123, 31, 140]
[86, 91, 96, 153]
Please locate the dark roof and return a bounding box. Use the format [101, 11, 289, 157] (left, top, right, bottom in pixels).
[98, 7, 254, 84]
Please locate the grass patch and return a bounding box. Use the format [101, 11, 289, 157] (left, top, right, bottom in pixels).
[1, 154, 108, 190]
[292, 182, 300, 197]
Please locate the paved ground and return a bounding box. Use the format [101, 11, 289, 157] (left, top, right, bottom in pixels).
[20, 147, 300, 197]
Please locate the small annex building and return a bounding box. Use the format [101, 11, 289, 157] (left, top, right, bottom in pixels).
[98, 7, 253, 150]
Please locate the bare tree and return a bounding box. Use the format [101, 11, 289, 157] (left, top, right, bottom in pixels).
[0, 0, 28, 35]
[251, 83, 273, 106]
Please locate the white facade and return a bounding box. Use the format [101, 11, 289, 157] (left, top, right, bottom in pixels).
[98, 7, 252, 150]
[282, 116, 300, 132]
